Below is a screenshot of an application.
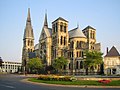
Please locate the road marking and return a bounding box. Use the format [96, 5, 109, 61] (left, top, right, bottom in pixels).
[0, 84, 15, 89]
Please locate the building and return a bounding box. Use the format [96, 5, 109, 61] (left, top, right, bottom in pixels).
[22, 8, 101, 74]
[0, 61, 22, 73]
[104, 46, 120, 75]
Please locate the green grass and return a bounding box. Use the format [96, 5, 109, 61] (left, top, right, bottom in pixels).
[28, 78, 120, 86]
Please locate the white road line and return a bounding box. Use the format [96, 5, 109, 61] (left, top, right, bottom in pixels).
[0, 84, 15, 88]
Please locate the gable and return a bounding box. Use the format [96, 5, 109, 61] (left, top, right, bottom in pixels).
[39, 27, 51, 40]
[105, 46, 120, 57]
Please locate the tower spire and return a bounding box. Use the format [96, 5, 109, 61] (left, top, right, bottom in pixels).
[27, 8, 31, 22]
[43, 10, 48, 28]
[23, 8, 34, 40]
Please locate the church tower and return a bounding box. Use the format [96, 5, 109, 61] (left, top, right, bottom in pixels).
[39, 12, 52, 66]
[51, 17, 69, 60]
[82, 26, 96, 50]
[22, 8, 34, 71]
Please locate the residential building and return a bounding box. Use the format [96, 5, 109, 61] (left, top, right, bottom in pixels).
[104, 46, 120, 75]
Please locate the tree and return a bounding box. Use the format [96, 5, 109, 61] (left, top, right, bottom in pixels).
[52, 56, 68, 74]
[27, 58, 43, 74]
[84, 50, 103, 75]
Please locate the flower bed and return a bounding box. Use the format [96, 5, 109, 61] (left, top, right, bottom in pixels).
[37, 75, 77, 81]
[98, 79, 111, 84]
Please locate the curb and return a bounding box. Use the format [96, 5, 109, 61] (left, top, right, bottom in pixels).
[21, 78, 120, 88]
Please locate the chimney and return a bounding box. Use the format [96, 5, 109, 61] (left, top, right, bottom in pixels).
[107, 47, 109, 54]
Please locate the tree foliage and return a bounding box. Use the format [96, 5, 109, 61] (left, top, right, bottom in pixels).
[27, 58, 43, 74]
[84, 50, 103, 74]
[52, 56, 68, 74]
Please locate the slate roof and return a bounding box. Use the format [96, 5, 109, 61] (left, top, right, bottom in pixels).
[52, 17, 68, 23]
[23, 8, 34, 40]
[82, 25, 96, 31]
[105, 46, 120, 57]
[34, 43, 39, 50]
[69, 27, 86, 38]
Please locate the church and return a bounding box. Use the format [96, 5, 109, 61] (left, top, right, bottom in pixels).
[22, 8, 101, 74]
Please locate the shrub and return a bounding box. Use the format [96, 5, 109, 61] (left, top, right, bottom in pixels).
[37, 75, 77, 81]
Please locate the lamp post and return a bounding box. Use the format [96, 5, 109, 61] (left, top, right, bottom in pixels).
[0, 57, 3, 67]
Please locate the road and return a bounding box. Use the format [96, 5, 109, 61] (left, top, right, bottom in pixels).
[0, 74, 119, 90]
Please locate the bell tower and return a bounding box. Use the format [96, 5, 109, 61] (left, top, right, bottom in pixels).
[22, 8, 34, 72]
[51, 17, 69, 59]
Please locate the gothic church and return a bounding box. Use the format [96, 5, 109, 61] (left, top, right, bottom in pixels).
[22, 8, 101, 74]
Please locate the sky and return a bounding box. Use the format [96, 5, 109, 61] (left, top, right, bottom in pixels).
[0, 0, 120, 62]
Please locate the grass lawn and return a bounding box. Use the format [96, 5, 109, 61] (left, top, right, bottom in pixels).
[28, 78, 120, 86]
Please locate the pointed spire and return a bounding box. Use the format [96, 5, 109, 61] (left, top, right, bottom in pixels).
[43, 10, 48, 28]
[23, 8, 34, 40]
[27, 8, 31, 22]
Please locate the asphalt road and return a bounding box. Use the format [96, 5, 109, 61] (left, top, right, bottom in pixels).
[0, 74, 119, 90]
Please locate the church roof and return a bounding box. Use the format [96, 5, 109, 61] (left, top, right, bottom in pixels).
[48, 28, 52, 36]
[82, 25, 96, 31]
[105, 46, 120, 57]
[69, 27, 86, 38]
[34, 43, 39, 50]
[52, 17, 68, 23]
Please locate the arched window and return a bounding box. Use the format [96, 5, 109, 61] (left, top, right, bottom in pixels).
[71, 41, 74, 48]
[61, 36, 63, 45]
[79, 51, 81, 57]
[93, 33, 95, 39]
[76, 61, 79, 69]
[77, 52, 79, 57]
[90, 32, 92, 38]
[77, 41, 79, 48]
[64, 37, 66, 45]
[28, 40, 30, 46]
[80, 61, 83, 69]
[64, 26, 66, 32]
[60, 23, 63, 32]
[79, 41, 82, 48]
[81, 51, 84, 57]
[31, 41, 33, 46]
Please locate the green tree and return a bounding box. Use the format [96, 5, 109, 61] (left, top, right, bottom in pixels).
[84, 50, 103, 75]
[52, 56, 68, 74]
[27, 58, 43, 74]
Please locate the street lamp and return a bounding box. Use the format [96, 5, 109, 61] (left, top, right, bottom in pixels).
[0, 57, 3, 67]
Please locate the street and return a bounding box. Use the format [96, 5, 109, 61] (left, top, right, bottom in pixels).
[0, 74, 119, 90]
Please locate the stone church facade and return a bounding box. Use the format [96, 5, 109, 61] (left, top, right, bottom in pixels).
[22, 8, 101, 74]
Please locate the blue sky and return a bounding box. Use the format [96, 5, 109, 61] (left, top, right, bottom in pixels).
[0, 0, 120, 62]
